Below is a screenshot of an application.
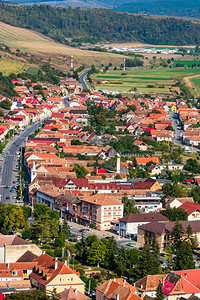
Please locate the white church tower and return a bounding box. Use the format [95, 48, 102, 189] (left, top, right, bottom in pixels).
[31, 161, 37, 182]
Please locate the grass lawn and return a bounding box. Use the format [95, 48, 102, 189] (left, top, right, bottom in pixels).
[191, 76, 200, 88]
[0, 58, 25, 76]
[26, 66, 40, 75]
[93, 69, 200, 93]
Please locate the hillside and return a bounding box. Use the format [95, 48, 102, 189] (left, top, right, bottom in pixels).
[1, 0, 134, 8]
[114, 0, 200, 19]
[0, 4, 200, 45]
[0, 21, 128, 69]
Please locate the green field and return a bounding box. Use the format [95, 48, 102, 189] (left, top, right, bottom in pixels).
[0, 58, 25, 76]
[191, 77, 200, 88]
[93, 69, 200, 94]
[173, 60, 200, 67]
[26, 66, 40, 75]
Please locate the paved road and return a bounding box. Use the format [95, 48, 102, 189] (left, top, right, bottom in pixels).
[0, 121, 44, 203]
[63, 96, 70, 107]
[170, 111, 200, 153]
[79, 70, 90, 90]
[67, 221, 140, 250]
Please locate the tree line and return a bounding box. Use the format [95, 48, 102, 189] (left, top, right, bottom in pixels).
[0, 4, 200, 45]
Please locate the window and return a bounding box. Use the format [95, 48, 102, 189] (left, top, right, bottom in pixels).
[108, 207, 111, 209]
[118, 206, 121, 209]
[71, 278, 73, 281]
[113, 207, 116, 209]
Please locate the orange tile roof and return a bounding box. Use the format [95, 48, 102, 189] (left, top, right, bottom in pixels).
[136, 157, 160, 164]
[81, 194, 122, 206]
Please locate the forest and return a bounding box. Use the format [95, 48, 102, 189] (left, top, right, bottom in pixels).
[115, 0, 200, 19]
[0, 4, 200, 45]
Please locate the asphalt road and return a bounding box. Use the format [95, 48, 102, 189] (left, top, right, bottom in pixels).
[63, 96, 70, 107]
[0, 121, 43, 204]
[79, 70, 90, 90]
[170, 111, 200, 153]
[67, 221, 140, 250]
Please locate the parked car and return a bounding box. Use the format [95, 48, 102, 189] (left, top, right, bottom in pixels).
[126, 242, 134, 247]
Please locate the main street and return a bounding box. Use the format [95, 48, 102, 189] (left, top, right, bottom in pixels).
[79, 70, 90, 90]
[170, 111, 200, 153]
[0, 120, 43, 203]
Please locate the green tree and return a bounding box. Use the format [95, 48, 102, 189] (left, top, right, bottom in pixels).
[155, 281, 164, 300]
[86, 241, 106, 266]
[73, 164, 89, 178]
[173, 241, 195, 270]
[122, 194, 140, 215]
[165, 245, 173, 269]
[6, 290, 50, 299]
[22, 205, 32, 221]
[0, 99, 11, 110]
[4, 206, 25, 231]
[22, 229, 31, 240]
[185, 158, 200, 173]
[160, 207, 188, 221]
[138, 243, 161, 277]
[114, 246, 127, 276]
[62, 218, 71, 239]
[171, 222, 195, 270]
[102, 236, 118, 270]
[171, 221, 184, 247]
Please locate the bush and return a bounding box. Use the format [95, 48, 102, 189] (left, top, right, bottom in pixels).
[22, 229, 31, 240]
[54, 247, 62, 257]
[76, 268, 85, 276]
[54, 238, 63, 248]
[69, 238, 78, 242]
[1, 228, 9, 235]
[46, 249, 55, 257]
[90, 223, 95, 228]
[42, 244, 52, 250]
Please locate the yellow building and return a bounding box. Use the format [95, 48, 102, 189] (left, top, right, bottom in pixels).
[30, 254, 85, 294]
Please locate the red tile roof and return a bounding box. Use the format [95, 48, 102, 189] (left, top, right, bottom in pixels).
[179, 202, 200, 215]
[30, 254, 78, 286]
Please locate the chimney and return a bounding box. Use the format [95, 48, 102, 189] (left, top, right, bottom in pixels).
[55, 258, 58, 270]
[116, 294, 120, 300]
[74, 289, 77, 295]
[42, 250, 46, 255]
[7, 263, 9, 269]
[113, 278, 116, 282]
[123, 279, 126, 287]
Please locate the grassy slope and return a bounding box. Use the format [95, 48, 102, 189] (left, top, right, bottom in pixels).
[0, 58, 25, 75]
[0, 21, 127, 69]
